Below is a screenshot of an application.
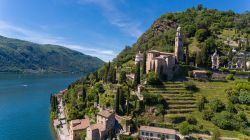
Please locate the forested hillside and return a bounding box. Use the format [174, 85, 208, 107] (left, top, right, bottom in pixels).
[0, 35, 104, 73]
[114, 5, 250, 67]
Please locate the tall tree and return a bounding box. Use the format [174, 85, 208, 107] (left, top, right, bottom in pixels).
[82, 86, 87, 102]
[119, 71, 127, 83]
[112, 68, 117, 83]
[186, 45, 190, 65]
[142, 52, 147, 75]
[196, 52, 202, 67]
[133, 62, 141, 87]
[115, 87, 120, 114]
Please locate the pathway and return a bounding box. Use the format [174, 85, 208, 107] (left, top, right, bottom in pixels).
[56, 100, 70, 140]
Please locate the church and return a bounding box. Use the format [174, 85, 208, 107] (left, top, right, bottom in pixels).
[136, 26, 184, 80]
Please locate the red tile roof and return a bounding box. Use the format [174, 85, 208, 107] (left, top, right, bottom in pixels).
[89, 123, 105, 132]
[70, 118, 90, 131]
[140, 126, 176, 135]
[97, 110, 113, 118]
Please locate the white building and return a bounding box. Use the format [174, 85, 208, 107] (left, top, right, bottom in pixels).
[139, 126, 177, 140]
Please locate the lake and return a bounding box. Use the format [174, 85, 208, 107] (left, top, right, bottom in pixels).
[0, 73, 85, 140]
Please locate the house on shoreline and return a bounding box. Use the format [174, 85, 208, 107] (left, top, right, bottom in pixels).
[86, 110, 115, 140]
[69, 118, 90, 140]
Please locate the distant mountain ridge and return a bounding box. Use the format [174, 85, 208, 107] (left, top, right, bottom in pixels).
[0, 35, 104, 73]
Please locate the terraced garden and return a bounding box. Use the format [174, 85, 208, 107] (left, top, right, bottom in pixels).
[146, 82, 197, 115]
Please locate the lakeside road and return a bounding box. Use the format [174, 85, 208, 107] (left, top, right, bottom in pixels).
[56, 100, 70, 140]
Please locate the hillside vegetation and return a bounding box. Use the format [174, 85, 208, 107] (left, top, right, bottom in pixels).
[52, 6, 250, 139]
[114, 6, 250, 67]
[0, 35, 104, 73]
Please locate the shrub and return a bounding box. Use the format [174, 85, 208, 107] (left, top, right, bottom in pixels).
[202, 110, 214, 121]
[178, 122, 191, 135]
[168, 116, 186, 124]
[238, 91, 250, 104]
[212, 129, 220, 140]
[211, 111, 247, 130]
[197, 96, 207, 112]
[188, 71, 193, 78]
[184, 81, 198, 91]
[147, 71, 160, 85]
[219, 67, 229, 73]
[209, 99, 225, 112]
[229, 70, 236, 74]
[187, 116, 197, 125]
[226, 74, 234, 81]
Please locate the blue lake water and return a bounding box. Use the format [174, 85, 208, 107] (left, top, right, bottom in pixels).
[0, 73, 85, 140]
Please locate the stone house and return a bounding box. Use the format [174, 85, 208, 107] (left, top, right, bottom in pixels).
[69, 118, 90, 140]
[146, 50, 176, 80]
[86, 110, 115, 140]
[145, 26, 184, 80]
[139, 126, 177, 140]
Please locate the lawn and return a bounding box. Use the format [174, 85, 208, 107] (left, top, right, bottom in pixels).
[189, 80, 250, 138]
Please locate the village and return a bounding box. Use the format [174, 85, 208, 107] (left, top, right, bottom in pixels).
[51, 26, 250, 140]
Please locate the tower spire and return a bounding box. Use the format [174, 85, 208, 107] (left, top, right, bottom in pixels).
[174, 26, 184, 62]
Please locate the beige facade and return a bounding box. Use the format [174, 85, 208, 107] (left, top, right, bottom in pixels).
[139, 126, 177, 140]
[69, 118, 90, 140]
[146, 50, 176, 80]
[86, 110, 115, 140]
[145, 27, 183, 80]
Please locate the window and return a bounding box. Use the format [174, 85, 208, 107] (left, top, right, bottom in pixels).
[157, 134, 161, 138]
[141, 132, 144, 136]
[150, 133, 153, 137]
[146, 132, 149, 136]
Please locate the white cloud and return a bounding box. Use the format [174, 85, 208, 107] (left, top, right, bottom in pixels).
[78, 0, 143, 38]
[0, 21, 115, 61]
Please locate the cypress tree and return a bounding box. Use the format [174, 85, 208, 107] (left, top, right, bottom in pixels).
[196, 52, 202, 67]
[186, 45, 190, 65]
[115, 87, 120, 114]
[112, 68, 116, 83]
[133, 62, 141, 87]
[142, 52, 147, 74]
[228, 48, 233, 62]
[119, 88, 126, 114]
[119, 71, 127, 83]
[82, 86, 87, 101]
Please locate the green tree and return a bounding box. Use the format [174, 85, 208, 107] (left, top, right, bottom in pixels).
[119, 71, 127, 83]
[212, 128, 220, 140]
[82, 86, 87, 102]
[195, 29, 210, 42]
[200, 43, 209, 66]
[197, 96, 207, 112]
[115, 87, 120, 114]
[147, 71, 160, 85]
[142, 52, 147, 75]
[133, 62, 141, 87]
[195, 52, 202, 67]
[186, 45, 190, 65]
[209, 99, 225, 112]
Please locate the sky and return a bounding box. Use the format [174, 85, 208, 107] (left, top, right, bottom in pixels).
[0, 0, 249, 61]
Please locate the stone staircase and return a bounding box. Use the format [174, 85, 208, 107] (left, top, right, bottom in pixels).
[146, 82, 196, 115]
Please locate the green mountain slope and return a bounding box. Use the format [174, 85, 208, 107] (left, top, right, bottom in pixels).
[0, 35, 104, 73]
[114, 7, 250, 65]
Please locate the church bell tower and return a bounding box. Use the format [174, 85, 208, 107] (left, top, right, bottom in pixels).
[174, 26, 184, 63]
